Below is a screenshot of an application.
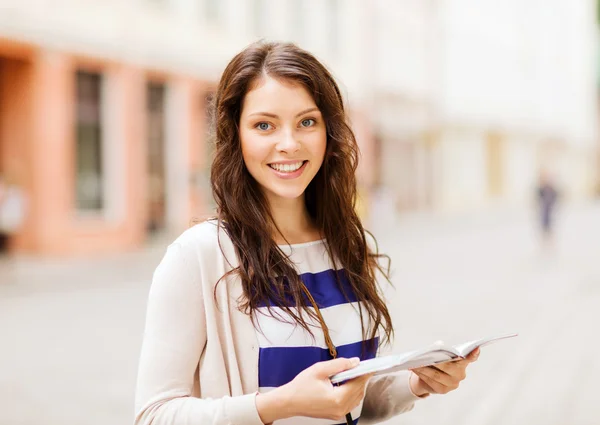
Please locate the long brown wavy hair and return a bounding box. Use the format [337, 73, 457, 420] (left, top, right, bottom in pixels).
[210, 41, 394, 348]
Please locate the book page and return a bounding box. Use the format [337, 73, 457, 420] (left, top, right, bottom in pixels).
[330, 346, 459, 384]
[453, 333, 518, 357]
[330, 333, 517, 384]
[397, 350, 460, 370]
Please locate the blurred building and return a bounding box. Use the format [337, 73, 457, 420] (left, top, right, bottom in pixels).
[0, 0, 379, 256]
[0, 0, 598, 256]
[371, 0, 599, 212]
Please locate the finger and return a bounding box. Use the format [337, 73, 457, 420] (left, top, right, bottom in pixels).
[332, 375, 370, 413]
[333, 373, 370, 398]
[317, 357, 360, 377]
[414, 376, 435, 394]
[412, 369, 452, 394]
[432, 360, 461, 373]
[347, 379, 371, 412]
[412, 366, 455, 387]
[435, 362, 469, 382]
[349, 389, 365, 411]
[412, 370, 444, 393]
[338, 373, 371, 393]
[412, 370, 435, 393]
[466, 348, 480, 362]
[433, 361, 468, 380]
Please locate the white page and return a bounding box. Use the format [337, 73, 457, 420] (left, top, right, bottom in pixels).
[453, 333, 518, 357]
[330, 333, 518, 384]
[330, 342, 454, 384]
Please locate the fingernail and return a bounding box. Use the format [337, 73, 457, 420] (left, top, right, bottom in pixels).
[350, 357, 360, 366]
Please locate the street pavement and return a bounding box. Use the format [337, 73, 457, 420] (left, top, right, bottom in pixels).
[1, 201, 599, 425]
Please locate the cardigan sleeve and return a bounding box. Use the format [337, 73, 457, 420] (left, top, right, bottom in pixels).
[134, 243, 264, 425]
[360, 370, 422, 424]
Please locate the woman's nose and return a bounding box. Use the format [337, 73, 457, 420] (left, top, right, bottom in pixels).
[276, 129, 301, 153]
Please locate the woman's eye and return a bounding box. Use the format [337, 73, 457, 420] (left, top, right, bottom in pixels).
[300, 118, 315, 128]
[256, 122, 272, 131]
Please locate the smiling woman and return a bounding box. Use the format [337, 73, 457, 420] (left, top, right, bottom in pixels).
[134, 41, 477, 425]
[239, 77, 326, 214]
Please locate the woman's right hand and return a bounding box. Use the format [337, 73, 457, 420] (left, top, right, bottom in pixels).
[256, 357, 372, 424]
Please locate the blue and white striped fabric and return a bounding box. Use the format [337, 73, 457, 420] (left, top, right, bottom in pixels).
[254, 239, 379, 425]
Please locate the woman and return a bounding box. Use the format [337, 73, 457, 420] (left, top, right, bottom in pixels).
[134, 41, 479, 425]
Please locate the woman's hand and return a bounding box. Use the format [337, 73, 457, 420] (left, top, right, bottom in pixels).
[409, 348, 480, 396]
[256, 357, 371, 424]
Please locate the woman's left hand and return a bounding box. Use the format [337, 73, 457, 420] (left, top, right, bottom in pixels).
[409, 348, 480, 397]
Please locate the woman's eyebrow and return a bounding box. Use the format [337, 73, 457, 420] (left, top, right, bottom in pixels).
[248, 107, 320, 119]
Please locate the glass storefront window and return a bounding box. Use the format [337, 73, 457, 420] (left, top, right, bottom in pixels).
[147, 82, 166, 232]
[75, 71, 104, 211]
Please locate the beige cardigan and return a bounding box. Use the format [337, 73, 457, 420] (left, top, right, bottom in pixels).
[134, 221, 422, 425]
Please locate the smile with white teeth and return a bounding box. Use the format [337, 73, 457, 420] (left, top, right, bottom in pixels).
[268, 161, 305, 173]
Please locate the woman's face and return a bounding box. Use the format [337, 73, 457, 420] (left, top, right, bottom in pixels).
[239, 76, 327, 205]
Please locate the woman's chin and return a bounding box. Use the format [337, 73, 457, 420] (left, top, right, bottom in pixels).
[264, 186, 308, 202]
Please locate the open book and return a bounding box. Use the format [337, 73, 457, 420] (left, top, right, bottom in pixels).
[330, 333, 517, 384]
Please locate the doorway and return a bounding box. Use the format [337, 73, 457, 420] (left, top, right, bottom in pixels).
[486, 131, 504, 197]
[0, 58, 6, 253]
[0, 56, 32, 254]
[146, 82, 167, 234]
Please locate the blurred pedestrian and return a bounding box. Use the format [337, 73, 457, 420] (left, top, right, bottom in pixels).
[0, 174, 27, 253]
[134, 41, 479, 425]
[0, 176, 6, 252]
[536, 170, 559, 246]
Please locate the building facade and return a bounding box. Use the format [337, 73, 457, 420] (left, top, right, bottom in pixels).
[0, 0, 598, 256]
[371, 0, 599, 212]
[0, 0, 378, 256]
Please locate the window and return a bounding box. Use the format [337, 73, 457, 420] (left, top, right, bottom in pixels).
[202, 91, 215, 172]
[202, 91, 216, 210]
[205, 0, 220, 23]
[147, 0, 168, 7]
[146, 82, 167, 232]
[290, 0, 305, 44]
[252, 0, 265, 36]
[327, 0, 339, 55]
[75, 71, 104, 211]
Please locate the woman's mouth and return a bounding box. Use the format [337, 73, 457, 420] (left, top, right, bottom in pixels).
[268, 161, 306, 173]
[267, 160, 308, 179]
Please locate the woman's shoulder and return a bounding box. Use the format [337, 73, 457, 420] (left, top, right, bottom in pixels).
[174, 218, 219, 244]
[170, 219, 235, 263]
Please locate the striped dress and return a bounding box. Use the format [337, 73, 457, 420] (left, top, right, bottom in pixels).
[254, 239, 379, 425]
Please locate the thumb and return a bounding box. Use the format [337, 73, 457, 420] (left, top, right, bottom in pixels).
[314, 357, 360, 377]
[466, 347, 480, 362]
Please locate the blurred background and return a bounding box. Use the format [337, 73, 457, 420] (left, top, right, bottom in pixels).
[0, 0, 599, 424]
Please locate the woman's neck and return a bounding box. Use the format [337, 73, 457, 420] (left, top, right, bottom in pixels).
[267, 195, 321, 245]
